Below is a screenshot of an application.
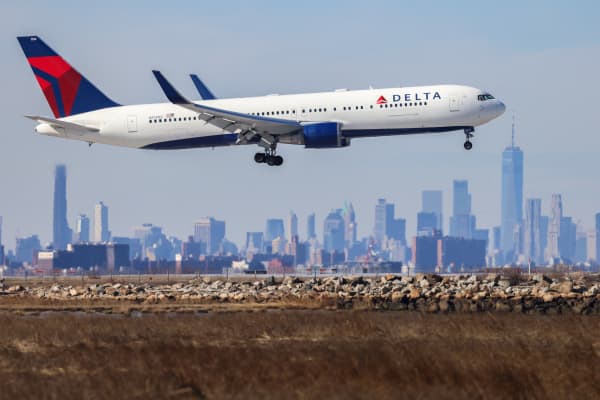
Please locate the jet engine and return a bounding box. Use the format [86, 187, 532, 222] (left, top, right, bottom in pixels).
[303, 122, 350, 148]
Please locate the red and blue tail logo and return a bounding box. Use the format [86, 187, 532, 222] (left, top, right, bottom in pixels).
[17, 36, 119, 118]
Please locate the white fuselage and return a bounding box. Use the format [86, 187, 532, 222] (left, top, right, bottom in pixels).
[35, 84, 505, 149]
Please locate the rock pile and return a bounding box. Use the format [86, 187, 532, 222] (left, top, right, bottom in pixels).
[2, 273, 600, 314]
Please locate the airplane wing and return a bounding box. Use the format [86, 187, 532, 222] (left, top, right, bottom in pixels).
[152, 71, 302, 146]
[25, 115, 100, 132]
[190, 74, 217, 100]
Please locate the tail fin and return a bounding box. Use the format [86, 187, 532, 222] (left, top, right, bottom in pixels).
[17, 36, 119, 118]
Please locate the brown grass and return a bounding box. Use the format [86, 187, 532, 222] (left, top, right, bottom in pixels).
[0, 311, 598, 399]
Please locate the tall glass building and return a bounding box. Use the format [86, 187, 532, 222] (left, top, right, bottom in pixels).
[422, 190, 443, 232]
[500, 138, 523, 258]
[53, 164, 71, 250]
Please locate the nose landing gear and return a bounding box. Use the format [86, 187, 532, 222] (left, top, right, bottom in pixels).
[464, 127, 474, 150]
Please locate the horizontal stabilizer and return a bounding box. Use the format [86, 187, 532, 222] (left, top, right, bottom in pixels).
[26, 115, 100, 132]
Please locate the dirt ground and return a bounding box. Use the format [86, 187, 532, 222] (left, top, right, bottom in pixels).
[0, 310, 598, 399]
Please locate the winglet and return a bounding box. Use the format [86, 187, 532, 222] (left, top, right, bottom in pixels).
[190, 74, 217, 100]
[152, 70, 189, 104]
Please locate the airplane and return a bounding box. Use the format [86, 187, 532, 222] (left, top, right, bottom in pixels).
[18, 35, 505, 167]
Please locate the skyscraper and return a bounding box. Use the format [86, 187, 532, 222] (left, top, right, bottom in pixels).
[307, 213, 316, 240]
[53, 164, 71, 250]
[596, 212, 600, 264]
[559, 216, 576, 262]
[417, 212, 437, 236]
[450, 180, 475, 239]
[75, 214, 90, 243]
[546, 194, 562, 260]
[323, 210, 345, 252]
[0, 216, 3, 265]
[245, 232, 264, 252]
[374, 198, 406, 245]
[342, 201, 357, 247]
[422, 190, 443, 231]
[93, 201, 110, 242]
[524, 198, 542, 264]
[374, 199, 388, 244]
[287, 211, 298, 242]
[265, 219, 285, 243]
[500, 120, 524, 257]
[194, 217, 226, 255]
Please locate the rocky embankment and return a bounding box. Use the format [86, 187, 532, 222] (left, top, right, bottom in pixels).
[2, 273, 600, 314]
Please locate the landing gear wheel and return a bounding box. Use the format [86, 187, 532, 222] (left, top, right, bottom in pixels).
[266, 156, 276, 166]
[254, 152, 266, 163]
[273, 155, 283, 166]
[463, 128, 474, 150]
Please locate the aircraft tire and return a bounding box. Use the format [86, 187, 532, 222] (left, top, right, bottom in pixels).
[254, 153, 266, 163]
[464, 141, 473, 150]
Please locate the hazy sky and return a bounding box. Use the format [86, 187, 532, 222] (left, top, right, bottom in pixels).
[1, 1, 599, 250]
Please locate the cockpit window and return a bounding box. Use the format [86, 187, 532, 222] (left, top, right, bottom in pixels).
[477, 93, 496, 101]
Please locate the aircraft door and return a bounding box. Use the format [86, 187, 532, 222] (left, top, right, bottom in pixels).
[449, 95, 460, 112]
[127, 115, 138, 132]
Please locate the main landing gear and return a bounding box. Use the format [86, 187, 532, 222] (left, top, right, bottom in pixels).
[463, 127, 474, 150]
[254, 150, 283, 166]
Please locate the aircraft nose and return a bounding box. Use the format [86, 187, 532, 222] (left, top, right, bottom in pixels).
[498, 101, 506, 116]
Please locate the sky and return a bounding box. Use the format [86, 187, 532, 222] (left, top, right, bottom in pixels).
[1, 1, 599, 250]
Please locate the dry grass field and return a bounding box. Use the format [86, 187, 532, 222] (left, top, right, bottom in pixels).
[0, 310, 598, 399]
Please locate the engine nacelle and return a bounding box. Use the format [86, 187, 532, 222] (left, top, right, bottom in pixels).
[303, 122, 350, 148]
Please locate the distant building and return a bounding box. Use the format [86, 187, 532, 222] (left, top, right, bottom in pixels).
[422, 190, 443, 232]
[524, 198, 543, 264]
[374, 198, 391, 244]
[181, 236, 205, 260]
[412, 235, 439, 272]
[53, 164, 71, 250]
[546, 194, 562, 260]
[323, 210, 345, 253]
[449, 180, 476, 239]
[596, 212, 600, 263]
[36, 243, 130, 273]
[133, 223, 176, 261]
[374, 198, 406, 246]
[438, 237, 487, 272]
[93, 201, 110, 242]
[417, 212, 438, 236]
[194, 218, 226, 255]
[559, 216, 577, 262]
[306, 213, 316, 240]
[265, 219, 285, 243]
[412, 233, 486, 272]
[75, 214, 90, 243]
[587, 230, 597, 263]
[15, 235, 42, 264]
[286, 212, 298, 243]
[112, 236, 142, 260]
[342, 202, 357, 248]
[500, 127, 524, 258]
[0, 245, 4, 265]
[245, 232, 264, 253]
[575, 229, 588, 264]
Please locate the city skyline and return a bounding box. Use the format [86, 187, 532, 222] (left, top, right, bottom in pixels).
[1, 3, 599, 253]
